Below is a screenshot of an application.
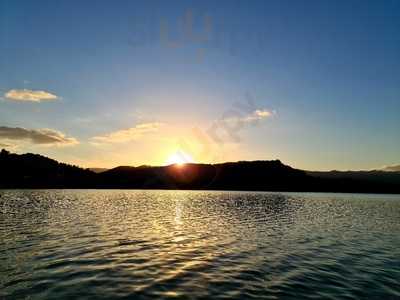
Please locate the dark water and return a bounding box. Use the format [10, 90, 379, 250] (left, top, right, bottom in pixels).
[1, 190, 399, 299]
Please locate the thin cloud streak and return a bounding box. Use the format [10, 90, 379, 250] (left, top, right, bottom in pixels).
[243, 109, 273, 123]
[0, 126, 78, 146]
[91, 122, 163, 144]
[220, 109, 274, 127]
[5, 89, 58, 102]
[381, 164, 400, 172]
[0, 142, 12, 148]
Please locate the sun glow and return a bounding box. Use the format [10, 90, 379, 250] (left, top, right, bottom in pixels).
[165, 151, 195, 166]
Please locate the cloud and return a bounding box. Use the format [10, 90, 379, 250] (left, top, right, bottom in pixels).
[0, 126, 78, 146]
[220, 109, 274, 126]
[0, 142, 12, 148]
[5, 89, 58, 102]
[243, 109, 273, 123]
[381, 164, 400, 172]
[0, 141, 18, 151]
[91, 122, 162, 144]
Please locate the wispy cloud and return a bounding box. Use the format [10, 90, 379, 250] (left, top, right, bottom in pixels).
[4, 89, 58, 102]
[0, 142, 12, 148]
[0, 126, 78, 146]
[91, 122, 163, 144]
[220, 109, 274, 126]
[381, 164, 400, 172]
[243, 109, 273, 123]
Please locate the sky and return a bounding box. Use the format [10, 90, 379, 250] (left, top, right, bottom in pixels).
[0, 0, 399, 170]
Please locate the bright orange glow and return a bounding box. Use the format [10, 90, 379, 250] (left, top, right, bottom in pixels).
[165, 151, 195, 166]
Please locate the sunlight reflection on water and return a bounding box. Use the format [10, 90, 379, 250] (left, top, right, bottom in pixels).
[0, 190, 400, 299]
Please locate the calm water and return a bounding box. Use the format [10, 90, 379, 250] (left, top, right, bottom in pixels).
[0, 190, 399, 299]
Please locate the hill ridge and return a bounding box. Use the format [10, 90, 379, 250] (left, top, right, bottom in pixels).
[1, 149, 399, 193]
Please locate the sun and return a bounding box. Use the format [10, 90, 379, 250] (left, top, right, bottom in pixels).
[165, 151, 195, 166]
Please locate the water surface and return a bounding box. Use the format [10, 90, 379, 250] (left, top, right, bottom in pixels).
[1, 190, 399, 299]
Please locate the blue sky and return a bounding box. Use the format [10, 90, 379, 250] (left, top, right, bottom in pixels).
[0, 0, 399, 170]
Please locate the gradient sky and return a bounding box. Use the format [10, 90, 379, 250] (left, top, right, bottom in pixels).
[0, 0, 399, 170]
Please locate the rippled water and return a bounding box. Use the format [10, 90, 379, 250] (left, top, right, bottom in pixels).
[1, 190, 399, 299]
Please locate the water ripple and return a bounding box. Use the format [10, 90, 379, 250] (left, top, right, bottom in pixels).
[1, 190, 399, 299]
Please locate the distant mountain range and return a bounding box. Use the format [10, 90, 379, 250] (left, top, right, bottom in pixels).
[89, 168, 109, 173]
[1, 149, 399, 193]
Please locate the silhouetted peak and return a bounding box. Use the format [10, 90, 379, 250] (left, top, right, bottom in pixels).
[1, 150, 399, 193]
[1, 149, 10, 156]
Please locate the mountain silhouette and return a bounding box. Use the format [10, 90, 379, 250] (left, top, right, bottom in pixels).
[0, 149, 94, 188]
[1, 149, 399, 193]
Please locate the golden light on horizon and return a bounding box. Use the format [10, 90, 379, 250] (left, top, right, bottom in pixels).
[165, 151, 195, 166]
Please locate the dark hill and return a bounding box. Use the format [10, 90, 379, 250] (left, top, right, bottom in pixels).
[307, 170, 400, 194]
[0, 149, 95, 188]
[1, 149, 399, 193]
[98, 160, 310, 190]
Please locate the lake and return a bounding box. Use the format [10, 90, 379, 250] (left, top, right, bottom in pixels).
[1, 190, 399, 299]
